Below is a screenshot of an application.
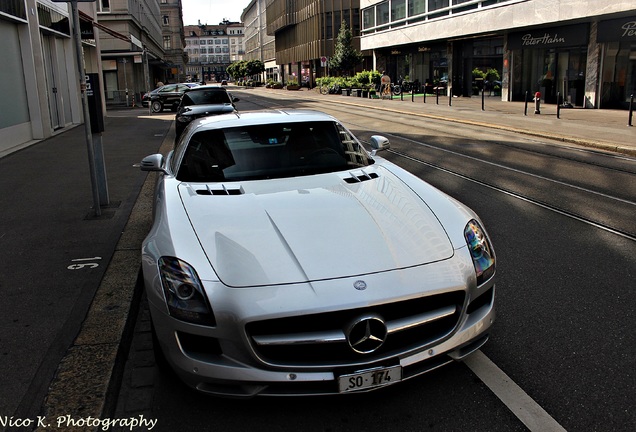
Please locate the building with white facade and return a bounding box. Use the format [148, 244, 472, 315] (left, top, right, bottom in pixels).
[184, 21, 242, 82]
[360, 0, 636, 108]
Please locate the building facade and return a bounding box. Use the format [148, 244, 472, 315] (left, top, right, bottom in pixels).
[0, 0, 101, 154]
[160, 0, 187, 83]
[266, 0, 370, 87]
[96, 0, 164, 106]
[360, 0, 636, 108]
[184, 21, 242, 83]
[242, 0, 276, 82]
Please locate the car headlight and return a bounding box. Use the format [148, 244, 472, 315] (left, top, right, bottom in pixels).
[158, 257, 216, 325]
[464, 220, 495, 285]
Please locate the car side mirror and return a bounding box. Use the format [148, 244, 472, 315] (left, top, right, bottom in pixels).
[137, 154, 168, 173]
[370, 135, 390, 153]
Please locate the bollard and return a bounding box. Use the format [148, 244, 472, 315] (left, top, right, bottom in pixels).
[482, 88, 485, 111]
[524, 91, 529, 116]
[557, 92, 561, 119]
[423, 89, 426, 104]
[449, 89, 452, 107]
[534, 91, 541, 114]
[436, 87, 439, 105]
[629, 94, 634, 127]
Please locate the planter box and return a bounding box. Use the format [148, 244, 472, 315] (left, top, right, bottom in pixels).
[286, 85, 300, 90]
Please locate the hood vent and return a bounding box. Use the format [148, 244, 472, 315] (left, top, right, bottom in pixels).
[195, 185, 244, 195]
[344, 171, 379, 184]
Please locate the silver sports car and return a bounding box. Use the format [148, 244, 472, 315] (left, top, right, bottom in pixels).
[139, 110, 496, 397]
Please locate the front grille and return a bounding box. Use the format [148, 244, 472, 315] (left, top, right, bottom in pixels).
[246, 291, 465, 367]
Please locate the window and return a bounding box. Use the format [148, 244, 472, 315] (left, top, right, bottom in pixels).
[363, 8, 375, 29]
[176, 121, 371, 183]
[376, 2, 390, 26]
[428, 0, 449, 12]
[163, 15, 169, 25]
[409, 0, 426, 16]
[163, 36, 171, 50]
[98, 0, 110, 13]
[392, 0, 407, 21]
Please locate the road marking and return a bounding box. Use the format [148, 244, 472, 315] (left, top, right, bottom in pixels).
[465, 350, 567, 432]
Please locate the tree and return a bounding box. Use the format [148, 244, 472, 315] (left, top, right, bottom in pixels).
[329, 21, 364, 75]
[227, 60, 265, 81]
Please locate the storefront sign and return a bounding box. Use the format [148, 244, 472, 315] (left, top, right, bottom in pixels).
[508, 24, 588, 50]
[598, 17, 636, 42]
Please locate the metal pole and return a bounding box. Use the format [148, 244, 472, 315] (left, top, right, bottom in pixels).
[449, 88, 452, 106]
[524, 91, 529, 116]
[482, 87, 485, 111]
[71, 1, 101, 216]
[436, 87, 439, 105]
[557, 92, 561, 119]
[628, 94, 634, 127]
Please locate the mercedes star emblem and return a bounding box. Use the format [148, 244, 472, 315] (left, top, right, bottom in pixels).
[353, 280, 367, 290]
[346, 315, 388, 354]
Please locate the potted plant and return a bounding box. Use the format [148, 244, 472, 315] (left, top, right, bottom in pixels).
[286, 78, 300, 90]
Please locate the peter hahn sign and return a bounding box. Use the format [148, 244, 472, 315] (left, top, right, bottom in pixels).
[598, 17, 636, 42]
[508, 24, 587, 50]
[521, 33, 566, 46]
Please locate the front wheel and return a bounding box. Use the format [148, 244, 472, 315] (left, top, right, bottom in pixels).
[150, 100, 163, 113]
[392, 85, 401, 96]
[320, 85, 329, 95]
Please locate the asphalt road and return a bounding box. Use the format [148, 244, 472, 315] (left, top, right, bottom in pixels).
[113, 89, 636, 431]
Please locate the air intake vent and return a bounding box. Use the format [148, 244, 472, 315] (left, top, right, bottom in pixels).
[344, 172, 379, 184]
[195, 185, 244, 195]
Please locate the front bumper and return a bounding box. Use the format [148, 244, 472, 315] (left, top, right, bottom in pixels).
[146, 255, 495, 397]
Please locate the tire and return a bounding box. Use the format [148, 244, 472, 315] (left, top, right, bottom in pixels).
[393, 85, 401, 96]
[151, 100, 163, 113]
[320, 85, 329, 95]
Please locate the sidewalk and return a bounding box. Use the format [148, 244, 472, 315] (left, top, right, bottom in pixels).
[267, 87, 636, 156]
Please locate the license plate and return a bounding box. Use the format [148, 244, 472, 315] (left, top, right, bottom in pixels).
[338, 366, 402, 393]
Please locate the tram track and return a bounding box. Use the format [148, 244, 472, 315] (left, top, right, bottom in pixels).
[239, 90, 636, 240]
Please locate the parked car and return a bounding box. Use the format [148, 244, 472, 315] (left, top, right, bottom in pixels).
[174, 85, 239, 140]
[142, 83, 199, 112]
[139, 110, 496, 397]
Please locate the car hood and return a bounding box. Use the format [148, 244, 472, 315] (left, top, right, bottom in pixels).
[180, 104, 236, 116]
[178, 169, 454, 287]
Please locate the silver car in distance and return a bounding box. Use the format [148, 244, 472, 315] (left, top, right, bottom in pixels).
[139, 109, 496, 397]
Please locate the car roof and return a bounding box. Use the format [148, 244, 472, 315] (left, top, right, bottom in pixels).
[184, 85, 228, 93]
[188, 110, 337, 132]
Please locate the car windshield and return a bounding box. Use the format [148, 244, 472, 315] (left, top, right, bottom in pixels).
[176, 121, 373, 182]
[182, 90, 231, 106]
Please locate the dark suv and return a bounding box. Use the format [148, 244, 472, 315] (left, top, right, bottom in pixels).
[174, 86, 239, 139]
[145, 83, 199, 112]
